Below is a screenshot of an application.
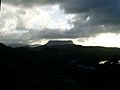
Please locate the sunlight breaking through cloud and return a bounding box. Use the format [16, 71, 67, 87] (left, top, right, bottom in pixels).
[79, 33, 120, 47]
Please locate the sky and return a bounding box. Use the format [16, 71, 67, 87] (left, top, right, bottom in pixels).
[1, 0, 120, 47]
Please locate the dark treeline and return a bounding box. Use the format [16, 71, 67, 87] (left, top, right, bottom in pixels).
[0, 43, 120, 90]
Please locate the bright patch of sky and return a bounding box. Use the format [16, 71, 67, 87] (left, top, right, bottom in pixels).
[1, 3, 74, 34]
[79, 33, 120, 48]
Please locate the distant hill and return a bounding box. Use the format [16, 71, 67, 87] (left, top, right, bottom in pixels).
[7, 43, 41, 48]
[0, 43, 7, 48]
[7, 43, 28, 48]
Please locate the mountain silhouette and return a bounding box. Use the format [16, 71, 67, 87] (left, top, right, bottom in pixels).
[0, 43, 7, 48]
[0, 43, 120, 89]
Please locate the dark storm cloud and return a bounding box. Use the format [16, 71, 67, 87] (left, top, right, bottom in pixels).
[62, 0, 120, 25]
[61, 0, 119, 13]
[60, 0, 120, 37]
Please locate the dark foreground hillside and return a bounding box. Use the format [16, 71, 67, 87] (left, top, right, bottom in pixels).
[0, 43, 120, 90]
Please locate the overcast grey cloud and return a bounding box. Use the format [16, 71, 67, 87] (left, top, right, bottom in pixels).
[2, 0, 120, 46]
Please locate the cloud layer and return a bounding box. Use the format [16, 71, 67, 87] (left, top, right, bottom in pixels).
[1, 0, 120, 45]
[3, 0, 120, 25]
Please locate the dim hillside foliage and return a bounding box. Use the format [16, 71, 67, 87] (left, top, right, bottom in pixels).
[0, 43, 120, 90]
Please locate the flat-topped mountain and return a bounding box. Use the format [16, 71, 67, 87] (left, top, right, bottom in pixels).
[46, 40, 74, 46]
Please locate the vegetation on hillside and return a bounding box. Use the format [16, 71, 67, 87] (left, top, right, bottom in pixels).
[0, 43, 120, 90]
